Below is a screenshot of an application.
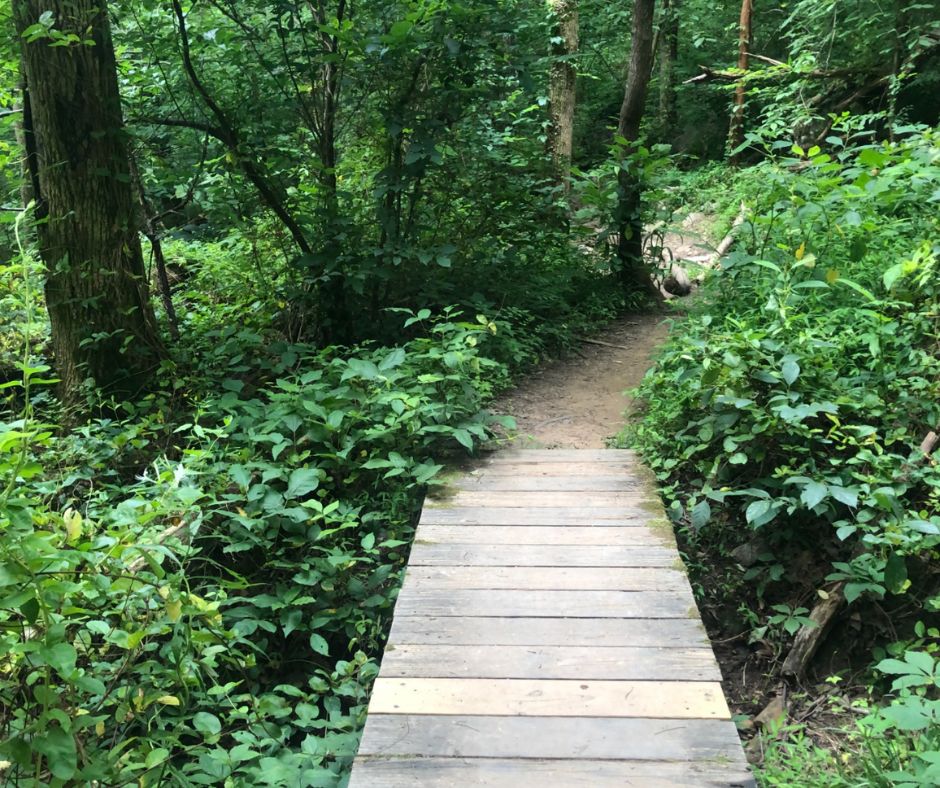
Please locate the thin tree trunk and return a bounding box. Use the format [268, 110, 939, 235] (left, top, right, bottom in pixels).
[615, 0, 658, 295]
[547, 0, 579, 186]
[13, 0, 164, 401]
[657, 0, 680, 137]
[317, 0, 344, 212]
[129, 156, 180, 341]
[728, 0, 753, 162]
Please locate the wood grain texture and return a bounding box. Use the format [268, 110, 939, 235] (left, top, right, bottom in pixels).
[484, 449, 639, 462]
[350, 449, 751, 785]
[418, 506, 653, 525]
[414, 524, 671, 546]
[407, 543, 679, 567]
[426, 490, 656, 508]
[388, 615, 711, 647]
[368, 677, 730, 718]
[453, 475, 647, 491]
[401, 565, 690, 590]
[348, 757, 756, 788]
[357, 714, 748, 761]
[380, 644, 722, 681]
[393, 588, 696, 618]
[466, 461, 638, 476]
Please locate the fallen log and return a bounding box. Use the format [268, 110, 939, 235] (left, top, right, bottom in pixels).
[708, 203, 748, 265]
[781, 582, 846, 678]
[919, 430, 938, 456]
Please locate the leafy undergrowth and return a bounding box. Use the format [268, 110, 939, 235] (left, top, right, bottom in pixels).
[623, 127, 940, 785]
[1, 309, 516, 785]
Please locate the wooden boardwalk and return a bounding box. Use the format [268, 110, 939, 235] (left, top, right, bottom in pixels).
[350, 449, 753, 787]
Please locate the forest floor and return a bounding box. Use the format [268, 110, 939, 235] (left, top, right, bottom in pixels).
[489, 313, 669, 448]
[490, 213, 715, 448]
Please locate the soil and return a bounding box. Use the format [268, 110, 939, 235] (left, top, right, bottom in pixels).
[489, 314, 669, 448]
[489, 215, 716, 449]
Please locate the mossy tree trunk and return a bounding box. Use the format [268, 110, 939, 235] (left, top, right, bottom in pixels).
[13, 0, 164, 402]
[547, 0, 579, 188]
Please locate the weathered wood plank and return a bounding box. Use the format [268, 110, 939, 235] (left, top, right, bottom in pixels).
[368, 678, 730, 718]
[380, 644, 722, 681]
[402, 565, 689, 591]
[426, 491, 656, 508]
[414, 524, 671, 546]
[485, 449, 639, 462]
[419, 506, 654, 525]
[349, 449, 751, 786]
[348, 757, 756, 788]
[388, 616, 711, 647]
[407, 543, 679, 567]
[393, 588, 695, 618]
[467, 461, 639, 476]
[357, 715, 747, 761]
[453, 475, 647, 491]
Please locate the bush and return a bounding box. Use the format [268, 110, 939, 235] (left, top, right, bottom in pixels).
[0, 310, 511, 785]
[626, 127, 940, 783]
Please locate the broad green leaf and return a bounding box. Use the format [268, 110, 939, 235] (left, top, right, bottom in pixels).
[781, 359, 800, 385]
[309, 633, 329, 656]
[287, 468, 320, 498]
[800, 481, 828, 510]
[691, 500, 711, 530]
[34, 725, 77, 780]
[194, 712, 222, 737]
[884, 554, 907, 594]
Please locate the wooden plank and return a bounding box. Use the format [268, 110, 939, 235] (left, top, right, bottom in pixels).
[357, 714, 747, 761]
[380, 644, 722, 681]
[414, 524, 671, 546]
[467, 461, 639, 476]
[407, 543, 679, 568]
[402, 565, 689, 591]
[349, 757, 756, 788]
[368, 677, 730, 719]
[388, 616, 711, 647]
[419, 506, 655, 525]
[426, 491, 655, 508]
[485, 449, 639, 462]
[393, 588, 695, 618]
[453, 476, 647, 492]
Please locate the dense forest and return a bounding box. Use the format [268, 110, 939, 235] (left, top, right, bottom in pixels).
[0, 0, 938, 784]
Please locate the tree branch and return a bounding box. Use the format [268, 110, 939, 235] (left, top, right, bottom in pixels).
[170, 0, 312, 255]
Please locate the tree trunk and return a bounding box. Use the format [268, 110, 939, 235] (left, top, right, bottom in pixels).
[13, 0, 164, 401]
[547, 0, 579, 186]
[657, 0, 680, 138]
[615, 0, 658, 295]
[129, 156, 180, 342]
[728, 0, 753, 162]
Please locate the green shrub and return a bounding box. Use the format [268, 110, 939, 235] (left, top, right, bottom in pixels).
[0, 310, 510, 785]
[627, 127, 940, 784]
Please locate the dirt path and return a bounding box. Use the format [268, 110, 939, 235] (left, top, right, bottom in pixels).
[489, 214, 715, 449]
[490, 314, 669, 449]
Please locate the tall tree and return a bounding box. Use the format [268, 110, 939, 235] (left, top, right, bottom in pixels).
[547, 0, 579, 185]
[657, 0, 680, 137]
[614, 0, 657, 294]
[13, 0, 163, 400]
[728, 0, 752, 161]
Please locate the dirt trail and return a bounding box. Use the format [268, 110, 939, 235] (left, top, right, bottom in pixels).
[489, 214, 715, 449]
[490, 314, 669, 449]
